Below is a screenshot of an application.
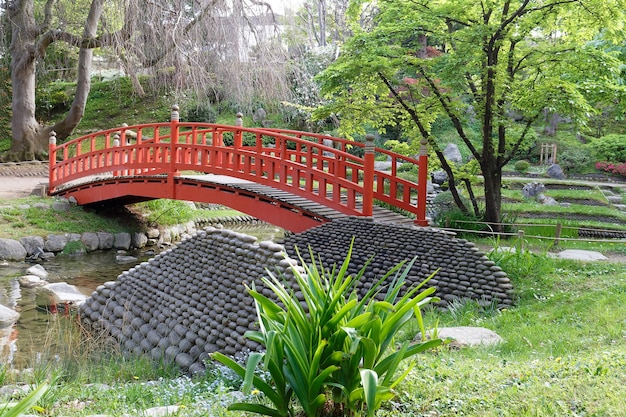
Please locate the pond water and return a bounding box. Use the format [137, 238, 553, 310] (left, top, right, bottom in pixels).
[0, 223, 283, 370]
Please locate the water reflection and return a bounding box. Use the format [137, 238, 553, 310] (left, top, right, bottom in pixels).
[0, 223, 284, 369]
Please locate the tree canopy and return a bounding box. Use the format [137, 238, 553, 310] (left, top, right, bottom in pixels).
[315, 0, 626, 230]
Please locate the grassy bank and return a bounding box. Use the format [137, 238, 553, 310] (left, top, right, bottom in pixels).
[2, 238, 624, 416]
[0, 197, 245, 240]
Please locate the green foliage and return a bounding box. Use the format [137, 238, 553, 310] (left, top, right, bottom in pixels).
[0, 382, 49, 417]
[60, 240, 86, 256]
[135, 199, 198, 227]
[432, 191, 472, 221]
[558, 147, 594, 173]
[213, 243, 441, 417]
[315, 0, 626, 226]
[183, 102, 218, 123]
[591, 134, 626, 162]
[513, 160, 530, 173]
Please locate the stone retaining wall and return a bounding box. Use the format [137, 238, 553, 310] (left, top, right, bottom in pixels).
[80, 218, 514, 374]
[0, 222, 198, 262]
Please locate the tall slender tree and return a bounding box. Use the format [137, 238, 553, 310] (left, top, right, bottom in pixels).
[315, 0, 626, 231]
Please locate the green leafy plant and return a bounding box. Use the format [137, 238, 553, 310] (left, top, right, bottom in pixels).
[591, 134, 626, 162]
[0, 382, 49, 417]
[214, 243, 441, 417]
[514, 160, 530, 173]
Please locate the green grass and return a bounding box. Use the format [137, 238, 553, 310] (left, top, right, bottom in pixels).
[0, 197, 141, 239]
[2, 244, 624, 416]
[132, 199, 245, 228]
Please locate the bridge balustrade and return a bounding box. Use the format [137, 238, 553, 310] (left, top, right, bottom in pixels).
[49, 110, 428, 225]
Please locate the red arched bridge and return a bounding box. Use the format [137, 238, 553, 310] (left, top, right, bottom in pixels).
[48, 107, 429, 232]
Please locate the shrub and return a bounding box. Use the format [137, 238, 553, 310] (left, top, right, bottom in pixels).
[557, 147, 593, 174]
[514, 160, 530, 173]
[591, 134, 626, 163]
[213, 243, 441, 417]
[596, 161, 626, 178]
[183, 102, 217, 123]
[432, 191, 471, 221]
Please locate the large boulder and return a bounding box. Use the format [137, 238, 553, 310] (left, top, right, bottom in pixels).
[443, 143, 463, 163]
[546, 163, 566, 179]
[44, 234, 69, 252]
[132, 232, 148, 249]
[97, 232, 114, 250]
[19, 236, 45, 257]
[0, 238, 27, 261]
[81, 232, 100, 252]
[114, 232, 132, 250]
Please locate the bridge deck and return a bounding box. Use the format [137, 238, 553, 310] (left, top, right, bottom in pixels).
[53, 173, 415, 227]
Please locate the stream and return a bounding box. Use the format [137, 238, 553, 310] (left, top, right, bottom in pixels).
[0, 223, 283, 370]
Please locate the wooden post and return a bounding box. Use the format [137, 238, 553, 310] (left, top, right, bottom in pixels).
[415, 137, 429, 226]
[554, 222, 562, 246]
[362, 134, 375, 217]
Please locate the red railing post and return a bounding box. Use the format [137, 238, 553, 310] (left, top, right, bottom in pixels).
[362, 134, 375, 217]
[234, 112, 243, 169]
[169, 104, 180, 198]
[415, 137, 429, 226]
[48, 131, 57, 192]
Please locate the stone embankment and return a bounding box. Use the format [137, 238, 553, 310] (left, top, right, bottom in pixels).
[0, 217, 197, 262]
[80, 218, 514, 374]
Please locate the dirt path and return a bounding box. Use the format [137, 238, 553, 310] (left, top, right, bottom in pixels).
[0, 162, 49, 200]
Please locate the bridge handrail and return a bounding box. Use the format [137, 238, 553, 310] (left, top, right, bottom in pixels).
[49, 119, 428, 225]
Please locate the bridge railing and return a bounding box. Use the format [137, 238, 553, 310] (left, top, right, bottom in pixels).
[257, 128, 429, 223]
[49, 107, 428, 225]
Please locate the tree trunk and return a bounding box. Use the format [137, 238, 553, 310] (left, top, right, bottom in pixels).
[3, 0, 46, 162]
[3, 0, 104, 162]
[481, 162, 503, 233]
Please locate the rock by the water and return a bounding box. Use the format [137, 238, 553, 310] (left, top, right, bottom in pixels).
[116, 255, 139, 264]
[0, 304, 19, 328]
[0, 238, 27, 261]
[81, 232, 100, 252]
[36, 282, 87, 308]
[26, 264, 48, 279]
[132, 232, 148, 249]
[44, 234, 69, 253]
[97, 232, 114, 250]
[19, 275, 48, 288]
[20, 236, 45, 257]
[114, 233, 132, 250]
[51, 200, 71, 211]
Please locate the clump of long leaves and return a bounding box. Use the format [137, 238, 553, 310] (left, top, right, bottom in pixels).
[213, 243, 441, 417]
[0, 382, 49, 417]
